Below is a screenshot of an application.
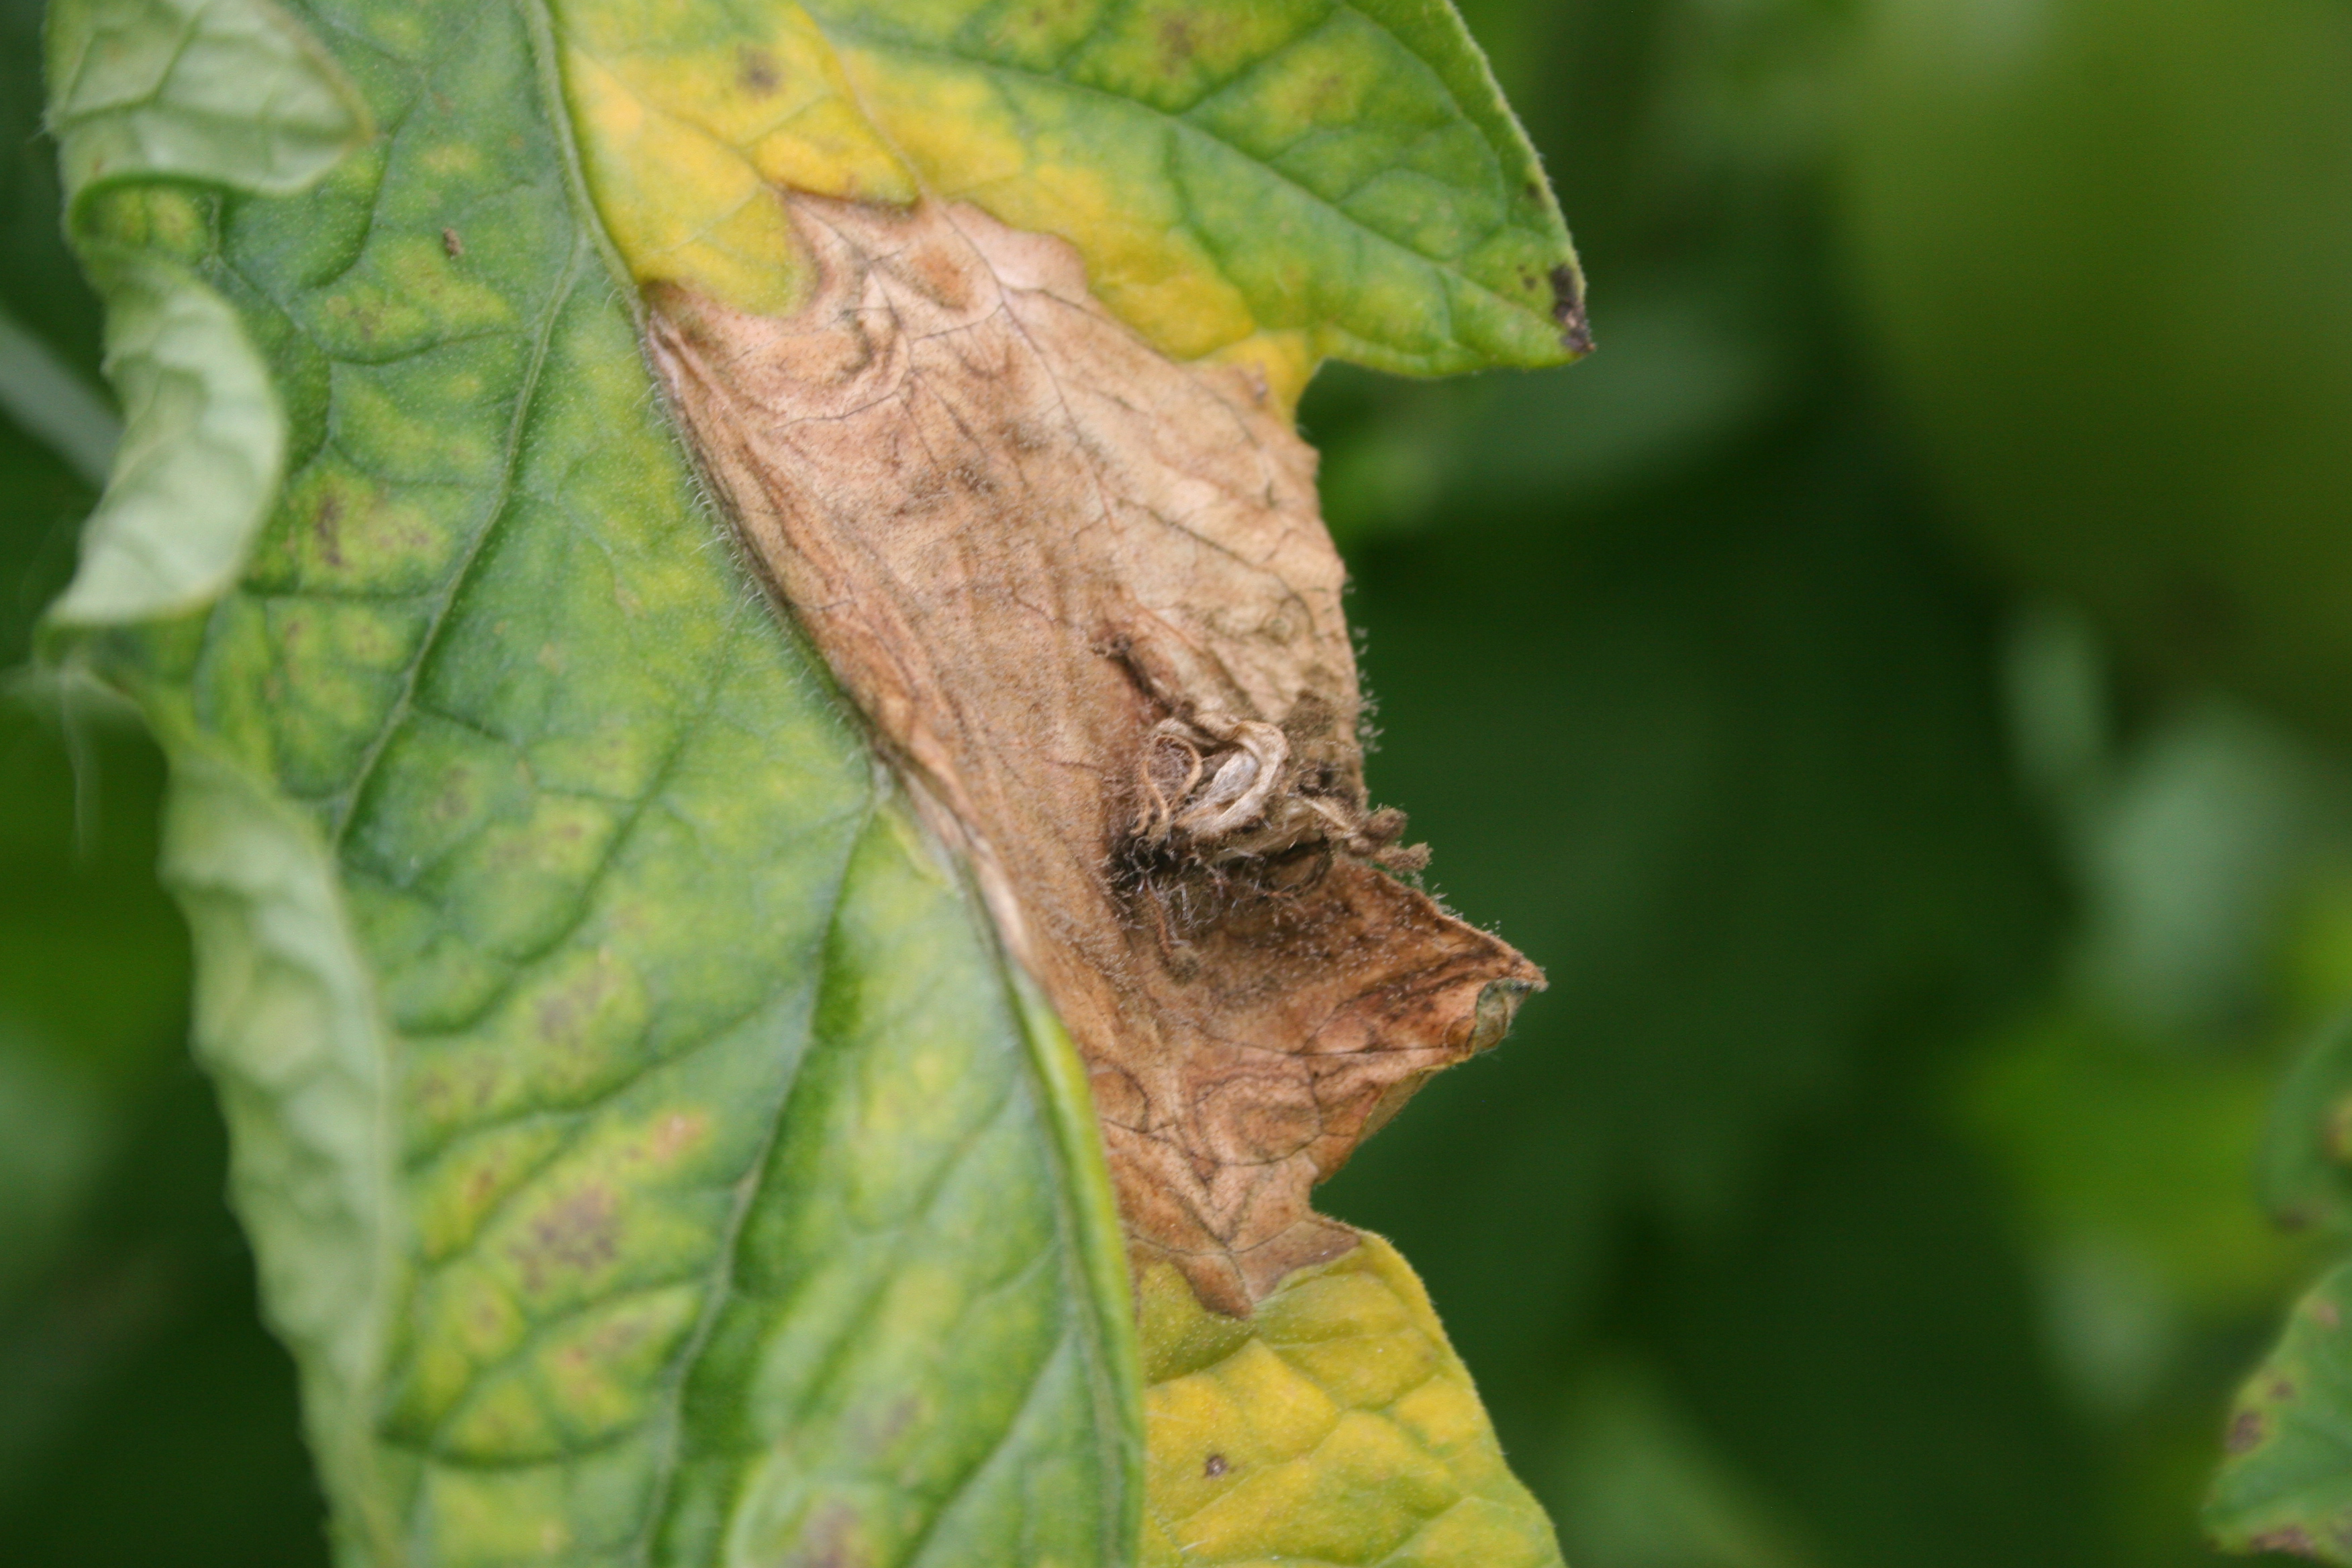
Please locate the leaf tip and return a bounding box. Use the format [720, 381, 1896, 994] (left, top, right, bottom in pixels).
[1550, 262, 1594, 357]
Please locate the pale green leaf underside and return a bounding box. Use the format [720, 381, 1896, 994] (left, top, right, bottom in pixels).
[162, 745, 403, 1557]
[48, 245, 283, 622]
[46, 0, 370, 199]
[43, 0, 366, 622]
[51, 0, 1139, 1562]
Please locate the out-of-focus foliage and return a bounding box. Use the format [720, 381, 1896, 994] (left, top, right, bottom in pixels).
[3, 0, 2347, 1565]
[1847, 0, 2352, 746]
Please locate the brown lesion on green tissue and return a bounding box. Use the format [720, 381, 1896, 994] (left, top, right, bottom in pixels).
[646, 193, 1542, 1316]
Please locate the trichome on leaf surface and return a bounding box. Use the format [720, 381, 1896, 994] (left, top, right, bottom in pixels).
[35, 0, 1585, 1563]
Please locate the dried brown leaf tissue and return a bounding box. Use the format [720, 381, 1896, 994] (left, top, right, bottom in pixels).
[649, 195, 1542, 1314]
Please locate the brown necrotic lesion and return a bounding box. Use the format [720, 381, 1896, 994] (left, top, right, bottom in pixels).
[1134, 713, 1288, 847]
[646, 193, 1540, 1316]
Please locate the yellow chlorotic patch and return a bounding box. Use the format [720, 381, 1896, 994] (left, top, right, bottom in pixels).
[550, 1, 1384, 408]
[830, 41, 1265, 362]
[1137, 1234, 1564, 1568]
[553, 0, 915, 313]
[1204, 330, 1317, 422]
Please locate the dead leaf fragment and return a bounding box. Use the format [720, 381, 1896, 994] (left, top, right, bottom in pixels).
[649, 195, 1541, 1314]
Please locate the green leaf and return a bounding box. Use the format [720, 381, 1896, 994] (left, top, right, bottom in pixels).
[2262, 1009, 2352, 1238]
[159, 744, 403, 1555]
[552, 0, 1584, 409]
[47, 0, 1139, 1559]
[2208, 1260, 2352, 1560]
[2205, 1010, 2352, 1559]
[40, 0, 368, 623]
[45, 0, 370, 202]
[797, 0, 1587, 379]
[46, 0, 1577, 1559]
[44, 246, 279, 622]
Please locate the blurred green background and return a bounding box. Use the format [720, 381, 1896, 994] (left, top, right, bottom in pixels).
[5, 0, 2350, 1561]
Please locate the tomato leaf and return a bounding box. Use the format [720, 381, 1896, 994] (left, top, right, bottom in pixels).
[43, 0, 1575, 1562]
[48, 0, 1137, 1560]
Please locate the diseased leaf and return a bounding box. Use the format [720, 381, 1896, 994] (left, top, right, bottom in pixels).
[2208, 1262, 2352, 1561]
[2206, 1008, 2352, 1561]
[48, 0, 1138, 1558]
[553, 0, 1585, 405]
[2263, 1010, 2352, 1236]
[649, 193, 1542, 1314]
[46, 0, 1577, 1561]
[1136, 1234, 1562, 1567]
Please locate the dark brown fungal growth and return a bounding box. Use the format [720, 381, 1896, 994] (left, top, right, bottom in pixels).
[647, 195, 1542, 1314]
[1550, 262, 1594, 355]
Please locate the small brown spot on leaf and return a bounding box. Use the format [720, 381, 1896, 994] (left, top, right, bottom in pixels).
[2250, 1526, 2320, 1557]
[313, 493, 344, 566]
[1550, 262, 1593, 354]
[795, 1504, 871, 1568]
[648, 1110, 703, 1161]
[464, 1154, 513, 1210]
[534, 959, 620, 1046]
[442, 226, 463, 258]
[511, 1185, 619, 1291]
[739, 47, 779, 95]
[1204, 1453, 1229, 1478]
[2228, 1408, 2267, 1454]
[2314, 1295, 2343, 1329]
